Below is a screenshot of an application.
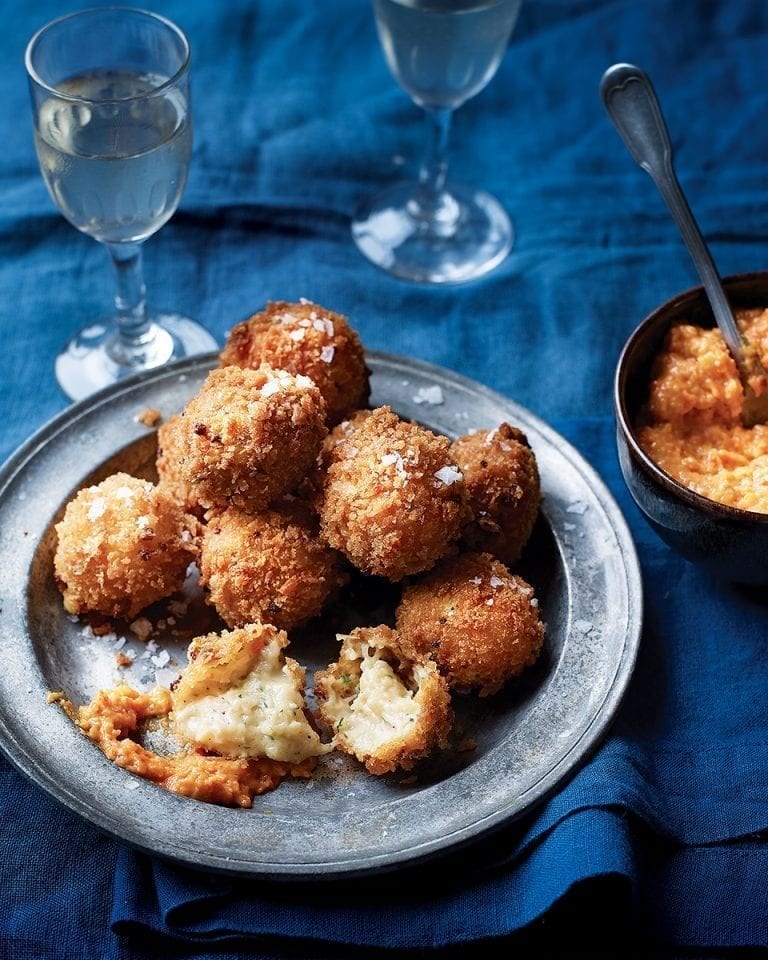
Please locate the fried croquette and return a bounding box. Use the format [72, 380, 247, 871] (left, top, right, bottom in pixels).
[172, 623, 331, 764]
[54, 472, 198, 620]
[314, 625, 452, 775]
[396, 552, 545, 697]
[155, 413, 203, 517]
[450, 423, 541, 565]
[220, 300, 370, 425]
[198, 500, 349, 630]
[316, 406, 468, 580]
[176, 365, 327, 513]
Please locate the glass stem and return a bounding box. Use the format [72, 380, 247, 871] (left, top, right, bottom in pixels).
[412, 107, 459, 233]
[106, 242, 153, 363]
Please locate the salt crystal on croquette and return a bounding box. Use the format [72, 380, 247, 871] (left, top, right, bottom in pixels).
[314, 625, 452, 775]
[316, 407, 469, 581]
[219, 300, 370, 425]
[396, 552, 545, 697]
[54, 473, 198, 620]
[176, 365, 327, 514]
[198, 500, 349, 631]
[450, 423, 541, 566]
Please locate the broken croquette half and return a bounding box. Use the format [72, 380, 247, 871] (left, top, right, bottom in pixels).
[172, 622, 331, 764]
[314, 625, 453, 775]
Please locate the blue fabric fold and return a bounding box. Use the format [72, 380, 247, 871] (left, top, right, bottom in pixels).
[3, 1, 768, 957]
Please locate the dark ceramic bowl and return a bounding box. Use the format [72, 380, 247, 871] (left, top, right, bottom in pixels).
[615, 271, 768, 585]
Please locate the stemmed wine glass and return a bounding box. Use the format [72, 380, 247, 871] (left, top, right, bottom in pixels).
[352, 0, 522, 284]
[25, 7, 217, 401]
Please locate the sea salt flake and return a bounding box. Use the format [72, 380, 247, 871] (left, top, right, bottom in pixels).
[87, 498, 107, 521]
[531, 597, 539, 608]
[298, 318, 311, 327]
[320, 345, 335, 363]
[112, 636, 127, 651]
[280, 312, 298, 325]
[469, 576, 482, 585]
[296, 374, 314, 388]
[299, 297, 311, 305]
[381, 453, 398, 467]
[115, 486, 136, 501]
[413, 385, 444, 406]
[289, 328, 306, 341]
[489, 575, 504, 588]
[136, 515, 151, 530]
[567, 500, 588, 515]
[146, 639, 159, 654]
[181, 529, 192, 542]
[151, 650, 171, 668]
[485, 428, 498, 445]
[261, 379, 281, 397]
[485, 598, 495, 606]
[434, 465, 463, 485]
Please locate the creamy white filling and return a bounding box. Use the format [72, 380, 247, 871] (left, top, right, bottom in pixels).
[324, 646, 420, 753]
[174, 646, 328, 763]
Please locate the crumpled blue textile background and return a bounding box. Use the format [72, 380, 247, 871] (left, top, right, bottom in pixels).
[1, 1, 768, 957]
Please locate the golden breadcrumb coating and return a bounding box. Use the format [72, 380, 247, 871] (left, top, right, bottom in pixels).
[450, 424, 540, 565]
[396, 552, 545, 697]
[199, 499, 348, 630]
[314, 625, 452, 775]
[172, 623, 330, 764]
[155, 413, 204, 517]
[316, 406, 468, 580]
[54, 472, 198, 620]
[176, 364, 327, 513]
[220, 300, 370, 425]
[64, 684, 313, 808]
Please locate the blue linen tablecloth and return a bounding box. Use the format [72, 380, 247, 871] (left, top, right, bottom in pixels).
[2, 0, 768, 957]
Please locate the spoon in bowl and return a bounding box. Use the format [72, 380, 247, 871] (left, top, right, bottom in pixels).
[600, 62, 768, 427]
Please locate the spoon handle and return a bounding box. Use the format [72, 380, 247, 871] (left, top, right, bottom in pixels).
[599, 63, 744, 365]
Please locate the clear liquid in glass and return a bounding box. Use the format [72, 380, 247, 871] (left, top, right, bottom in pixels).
[373, 0, 522, 110]
[34, 70, 191, 244]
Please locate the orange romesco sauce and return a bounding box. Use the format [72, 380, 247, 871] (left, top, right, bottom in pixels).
[638, 308, 768, 513]
[63, 684, 314, 807]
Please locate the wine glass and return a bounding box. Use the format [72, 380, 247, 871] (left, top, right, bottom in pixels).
[352, 0, 522, 285]
[25, 7, 217, 401]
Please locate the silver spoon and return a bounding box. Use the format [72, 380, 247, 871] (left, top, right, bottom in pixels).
[600, 62, 768, 427]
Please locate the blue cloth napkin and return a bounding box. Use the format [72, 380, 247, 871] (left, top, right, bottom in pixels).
[3, 1, 768, 957]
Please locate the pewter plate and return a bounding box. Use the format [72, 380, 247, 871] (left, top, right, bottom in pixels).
[0, 352, 642, 878]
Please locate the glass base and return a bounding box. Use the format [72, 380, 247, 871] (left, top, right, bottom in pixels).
[55, 313, 219, 402]
[351, 180, 513, 284]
